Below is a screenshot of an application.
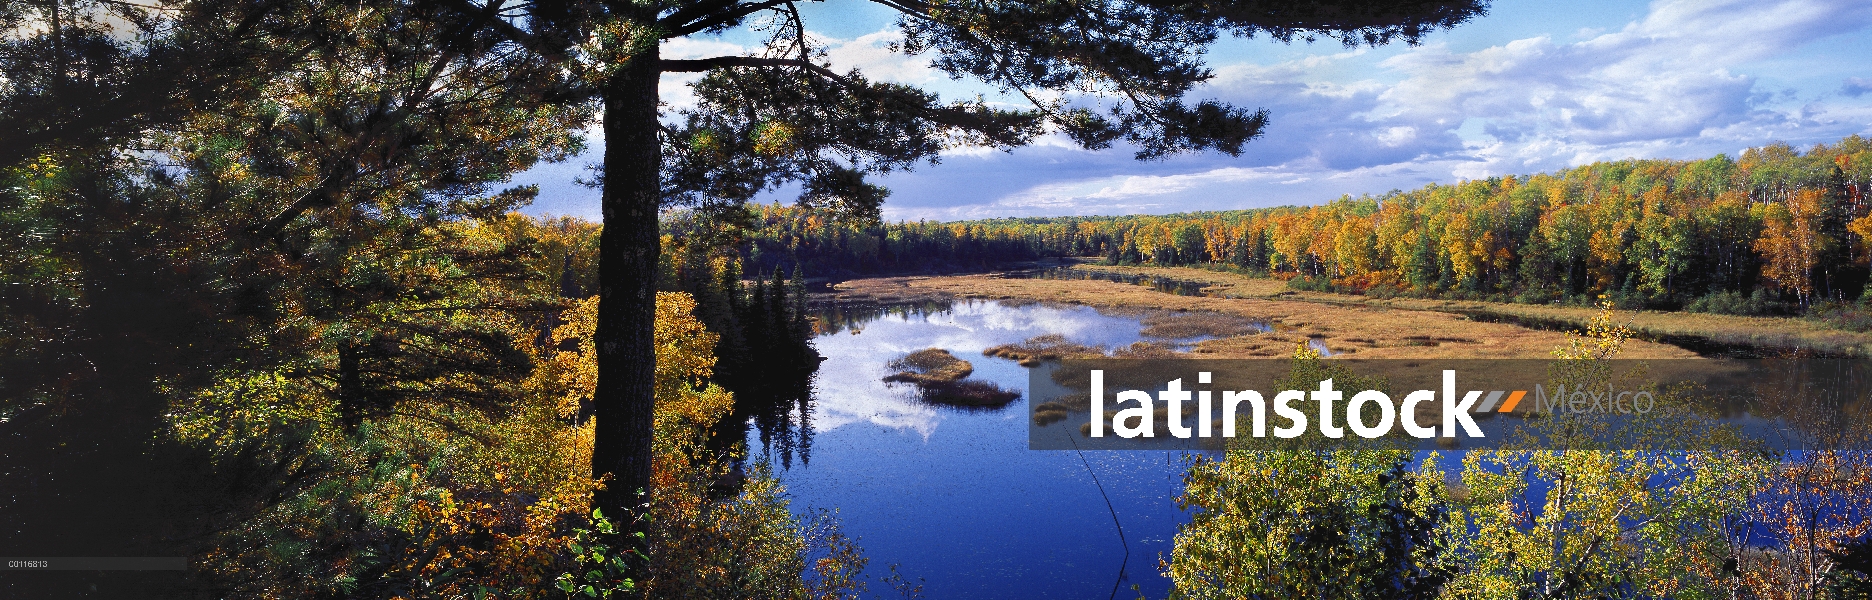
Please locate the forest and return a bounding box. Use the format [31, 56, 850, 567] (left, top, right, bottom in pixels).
[6, 0, 1872, 597]
[1, 172, 839, 597]
[696, 136, 1872, 315]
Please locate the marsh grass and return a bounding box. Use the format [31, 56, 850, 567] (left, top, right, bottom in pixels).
[921, 380, 1021, 407]
[983, 333, 1103, 366]
[1140, 311, 1265, 339]
[882, 348, 1020, 407]
[885, 348, 974, 382]
[831, 273, 1698, 358]
[1031, 400, 1071, 425]
[1111, 341, 1185, 359]
[1077, 264, 1872, 357]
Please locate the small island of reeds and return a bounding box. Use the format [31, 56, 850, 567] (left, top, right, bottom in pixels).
[883, 348, 1021, 407]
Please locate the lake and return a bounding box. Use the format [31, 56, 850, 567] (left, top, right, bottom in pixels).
[743, 299, 1202, 599]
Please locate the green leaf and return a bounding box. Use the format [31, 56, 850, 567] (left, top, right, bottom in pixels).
[556, 577, 576, 593]
[581, 584, 597, 597]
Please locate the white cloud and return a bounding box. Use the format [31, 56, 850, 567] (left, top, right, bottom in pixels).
[1007, 0, 1872, 210]
[821, 29, 935, 84]
[657, 29, 949, 110]
[657, 38, 754, 111]
[661, 36, 749, 60]
[1358, 0, 1872, 176]
[891, 166, 1309, 219]
[879, 0, 1872, 220]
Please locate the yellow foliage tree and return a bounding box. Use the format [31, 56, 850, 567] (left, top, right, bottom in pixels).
[1754, 190, 1829, 304]
[551, 292, 865, 599]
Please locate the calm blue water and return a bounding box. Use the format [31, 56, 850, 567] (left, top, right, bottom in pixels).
[755, 300, 1196, 599]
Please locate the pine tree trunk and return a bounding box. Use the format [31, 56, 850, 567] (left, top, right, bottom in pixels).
[593, 37, 661, 518]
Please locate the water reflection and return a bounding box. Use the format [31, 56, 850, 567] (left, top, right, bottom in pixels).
[813, 300, 958, 336]
[773, 292, 1320, 454]
[801, 299, 1170, 438]
[751, 298, 1199, 599]
[722, 370, 815, 469]
[1006, 268, 1336, 355]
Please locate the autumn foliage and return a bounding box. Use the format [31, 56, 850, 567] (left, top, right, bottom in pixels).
[169, 287, 858, 598]
[702, 137, 1872, 313]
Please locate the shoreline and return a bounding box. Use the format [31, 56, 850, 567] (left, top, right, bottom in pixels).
[813, 267, 1701, 360]
[810, 260, 1872, 358]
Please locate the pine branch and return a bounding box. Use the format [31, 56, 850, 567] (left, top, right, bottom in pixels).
[660, 55, 841, 79]
[661, 0, 791, 38]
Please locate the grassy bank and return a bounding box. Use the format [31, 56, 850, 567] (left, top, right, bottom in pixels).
[1063, 263, 1872, 357]
[820, 271, 1701, 360]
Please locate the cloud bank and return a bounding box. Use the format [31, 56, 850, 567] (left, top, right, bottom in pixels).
[879, 0, 1872, 220]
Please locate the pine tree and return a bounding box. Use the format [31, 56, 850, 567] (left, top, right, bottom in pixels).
[746, 277, 770, 362]
[766, 266, 788, 352]
[501, 0, 1487, 519]
[0, 3, 581, 593]
[789, 265, 812, 351]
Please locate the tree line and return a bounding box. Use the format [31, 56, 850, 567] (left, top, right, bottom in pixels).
[702, 136, 1872, 315]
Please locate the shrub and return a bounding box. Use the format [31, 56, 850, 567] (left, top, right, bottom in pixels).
[1685, 289, 1785, 316]
[1812, 301, 1872, 332]
[1285, 274, 1334, 292]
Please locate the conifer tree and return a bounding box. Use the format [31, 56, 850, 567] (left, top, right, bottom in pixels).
[1, 4, 583, 594]
[767, 265, 789, 353]
[789, 265, 811, 349]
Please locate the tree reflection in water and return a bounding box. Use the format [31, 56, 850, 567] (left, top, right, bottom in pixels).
[717, 299, 961, 471]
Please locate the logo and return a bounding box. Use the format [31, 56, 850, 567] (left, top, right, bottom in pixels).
[1084, 369, 1646, 440]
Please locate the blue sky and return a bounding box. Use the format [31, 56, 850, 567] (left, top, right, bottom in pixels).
[516, 0, 1872, 222]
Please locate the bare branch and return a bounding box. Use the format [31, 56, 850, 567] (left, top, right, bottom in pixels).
[435, 0, 569, 62]
[784, 1, 807, 63]
[658, 56, 1017, 135]
[663, 0, 792, 38]
[657, 0, 740, 32]
[863, 0, 933, 19]
[92, 0, 179, 12]
[660, 55, 842, 79]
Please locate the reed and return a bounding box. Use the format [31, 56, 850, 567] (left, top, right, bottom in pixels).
[882, 348, 1019, 407]
[984, 334, 1102, 366]
[1139, 311, 1262, 339]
